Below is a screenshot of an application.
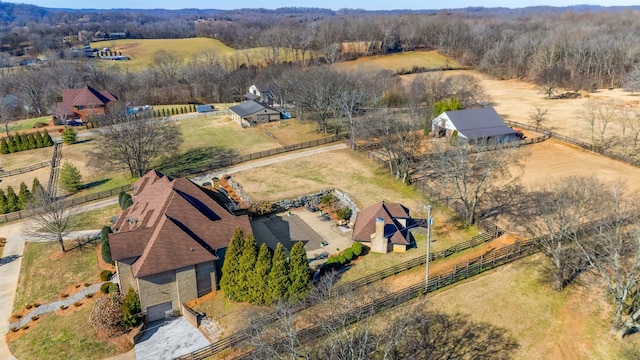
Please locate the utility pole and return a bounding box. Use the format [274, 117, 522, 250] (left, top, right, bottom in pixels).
[425, 205, 432, 291]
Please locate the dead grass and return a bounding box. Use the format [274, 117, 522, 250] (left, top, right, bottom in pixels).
[419, 254, 640, 359]
[189, 290, 271, 338]
[335, 50, 463, 73]
[8, 301, 122, 360]
[13, 240, 101, 311]
[258, 119, 327, 145]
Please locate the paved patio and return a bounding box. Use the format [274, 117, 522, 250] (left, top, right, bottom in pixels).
[134, 317, 209, 360]
[251, 208, 353, 266]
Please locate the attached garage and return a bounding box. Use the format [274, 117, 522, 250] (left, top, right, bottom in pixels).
[147, 301, 173, 323]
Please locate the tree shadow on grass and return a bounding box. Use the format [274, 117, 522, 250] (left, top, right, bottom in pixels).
[154, 146, 239, 177]
[80, 178, 110, 190]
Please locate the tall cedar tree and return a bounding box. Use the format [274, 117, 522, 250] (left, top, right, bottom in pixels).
[43, 131, 54, 146]
[62, 127, 77, 144]
[252, 243, 272, 305]
[237, 233, 258, 302]
[34, 131, 44, 148]
[59, 162, 82, 193]
[0, 138, 8, 154]
[17, 182, 30, 209]
[287, 241, 312, 301]
[14, 133, 23, 151]
[267, 243, 290, 303]
[31, 177, 41, 196]
[27, 133, 36, 149]
[0, 189, 7, 214]
[5, 186, 18, 212]
[220, 228, 245, 300]
[7, 134, 16, 152]
[101, 225, 113, 264]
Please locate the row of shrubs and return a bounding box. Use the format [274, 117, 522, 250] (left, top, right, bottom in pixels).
[0, 130, 54, 154]
[0, 178, 41, 214]
[325, 242, 364, 267]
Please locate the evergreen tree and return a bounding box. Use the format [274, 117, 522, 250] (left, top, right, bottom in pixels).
[62, 127, 77, 144]
[43, 131, 54, 146]
[5, 186, 18, 212]
[252, 243, 272, 305]
[237, 233, 257, 301]
[220, 228, 245, 300]
[170, 107, 176, 116]
[26, 133, 36, 150]
[288, 241, 312, 301]
[267, 243, 290, 304]
[14, 133, 24, 151]
[7, 134, 16, 153]
[17, 182, 31, 210]
[101, 225, 113, 264]
[31, 177, 42, 196]
[121, 287, 141, 328]
[0, 189, 7, 214]
[34, 131, 44, 148]
[118, 191, 133, 210]
[0, 138, 8, 154]
[59, 162, 83, 193]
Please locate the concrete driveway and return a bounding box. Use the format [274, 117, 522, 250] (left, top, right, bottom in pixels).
[134, 317, 210, 360]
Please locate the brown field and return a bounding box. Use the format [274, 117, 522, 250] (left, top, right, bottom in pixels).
[335, 50, 464, 73]
[402, 69, 640, 148]
[421, 254, 640, 359]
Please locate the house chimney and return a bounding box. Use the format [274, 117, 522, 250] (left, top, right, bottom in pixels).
[371, 217, 388, 253]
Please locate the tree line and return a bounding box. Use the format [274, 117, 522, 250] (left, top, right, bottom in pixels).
[0, 130, 54, 154]
[220, 228, 312, 305]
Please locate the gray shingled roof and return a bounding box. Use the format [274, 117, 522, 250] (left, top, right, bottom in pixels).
[229, 100, 276, 117]
[445, 108, 516, 139]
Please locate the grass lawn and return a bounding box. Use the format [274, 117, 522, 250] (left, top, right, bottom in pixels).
[67, 203, 119, 231]
[259, 119, 328, 145]
[335, 50, 464, 73]
[92, 37, 235, 69]
[419, 254, 640, 359]
[13, 240, 101, 311]
[190, 290, 271, 338]
[8, 302, 122, 360]
[7, 116, 52, 132]
[176, 115, 278, 154]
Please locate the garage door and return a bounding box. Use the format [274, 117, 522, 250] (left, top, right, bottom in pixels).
[147, 302, 173, 323]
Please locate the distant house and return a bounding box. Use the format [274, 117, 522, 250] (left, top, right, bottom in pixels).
[431, 107, 517, 143]
[109, 170, 252, 323]
[247, 84, 274, 105]
[229, 100, 281, 127]
[56, 85, 117, 122]
[352, 201, 414, 253]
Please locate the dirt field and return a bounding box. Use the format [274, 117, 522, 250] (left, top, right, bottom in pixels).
[402, 69, 640, 147]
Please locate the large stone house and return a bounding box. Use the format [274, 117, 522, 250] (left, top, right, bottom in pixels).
[109, 170, 252, 322]
[351, 201, 414, 253]
[56, 85, 117, 122]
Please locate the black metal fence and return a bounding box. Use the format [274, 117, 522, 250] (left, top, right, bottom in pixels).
[0, 161, 50, 178]
[0, 184, 132, 224]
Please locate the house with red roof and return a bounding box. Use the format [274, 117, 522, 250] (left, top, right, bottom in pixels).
[109, 170, 252, 322]
[351, 201, 414, 253]
[56, 85, 117, 122]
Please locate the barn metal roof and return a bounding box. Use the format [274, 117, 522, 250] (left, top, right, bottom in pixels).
[229, 100, 277, 117]
[444, 107, 516, 139]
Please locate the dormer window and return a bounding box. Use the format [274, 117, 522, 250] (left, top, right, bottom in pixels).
[76, 105, 83, 110]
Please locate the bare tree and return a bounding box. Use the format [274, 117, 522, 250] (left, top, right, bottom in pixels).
[520, 176, 603, 290]
[623, 68, 640, 95]
[25, 187, 76, 253]
[422, 138, 525, 226]
[529, 107, 548, 131]
[536, 66, 570, 98]
[367, 109, 424, 184]
[573, 185, 640, 339]
[582, 100, 618, 150]
[90, 103, 183, 178]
